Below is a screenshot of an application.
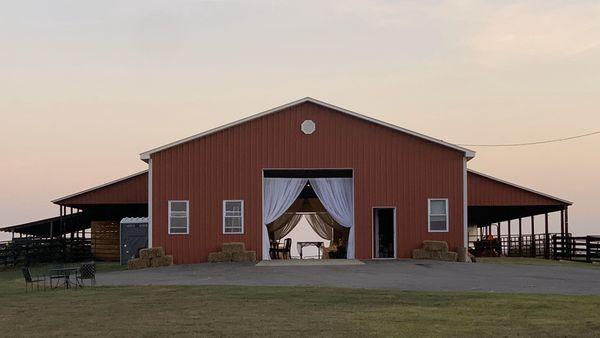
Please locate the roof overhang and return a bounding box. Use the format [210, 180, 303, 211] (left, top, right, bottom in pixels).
[468, 169, 573, 206]
[139, 97, 476, 161]
[52, 170, 148, 205]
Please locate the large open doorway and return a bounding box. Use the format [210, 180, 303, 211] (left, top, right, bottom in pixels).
[373, 208, 396, 258]
[262, 169, 354, 260]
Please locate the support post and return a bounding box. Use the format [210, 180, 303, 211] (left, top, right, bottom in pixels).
[560, 209, 565, 238]
[530, 215, 536, 257]
[565, 207, 570, 258]
[565, 206, 569, 236]
[497, 222, 502, 255]
[518, 218, 523, 257]
[507, 220, 512, 256]
[544, 213, 549, 259]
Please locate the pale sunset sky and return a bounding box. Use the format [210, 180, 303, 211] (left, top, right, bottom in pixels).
[1, 1, 599, 241]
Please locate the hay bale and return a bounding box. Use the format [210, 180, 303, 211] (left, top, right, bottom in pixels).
[208, 251, 232, 263]
[412, 249, 434, 260]
[422, 240, 449, 252]
[150, 256, 173, 267]
[442, 251, 458, 262]
[140, 247, 165, 259]
[222, 242, 245, 254]
[456, 247, 469, 262]
[231, 251, 256, 262]
[127, 258, 149, 270]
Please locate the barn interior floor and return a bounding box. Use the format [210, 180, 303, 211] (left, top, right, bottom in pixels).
[255, 259, 365, 266]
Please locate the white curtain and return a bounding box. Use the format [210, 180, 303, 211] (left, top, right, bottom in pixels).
[273, 214, 303, 240]
[262, 178, 308, 260]
[309, 178, 355, 259]
[305, 213, 333, 241]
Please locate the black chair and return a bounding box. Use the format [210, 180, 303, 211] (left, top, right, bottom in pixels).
[22, 268, 46, 292]
[76, 262, 96, 287]
[269, 240, 280, 259]
[273, 238, 292, 259]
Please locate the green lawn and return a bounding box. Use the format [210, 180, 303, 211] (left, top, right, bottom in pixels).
[1, 265, 600, 337]
[477, 256, 600, 269]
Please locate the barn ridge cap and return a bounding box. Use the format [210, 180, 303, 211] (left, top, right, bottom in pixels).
[139, 97, 476, 161]
[468, 169, 573, 205]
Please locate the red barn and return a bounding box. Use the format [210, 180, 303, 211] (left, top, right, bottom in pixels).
[2, 97, 572, 264]
[140, 98, 475, 264]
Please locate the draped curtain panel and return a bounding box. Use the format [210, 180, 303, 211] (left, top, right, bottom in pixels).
[273, 214, 303, 240]
[262, 178, 308, 260]
[308, 178, 355, 259]
[305, 214, 333, 240]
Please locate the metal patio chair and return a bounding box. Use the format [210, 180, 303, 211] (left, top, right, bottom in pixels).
[76, 262, 96, 287]
[22, 267, 46, 292]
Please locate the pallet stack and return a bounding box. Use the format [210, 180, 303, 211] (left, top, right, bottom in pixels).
[208, 243, 256, 263]
[127, 247, 173, 269]
[412, 240, 458, 262]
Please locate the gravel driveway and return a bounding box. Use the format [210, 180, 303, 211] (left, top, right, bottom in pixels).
[97, 260, 600, 295]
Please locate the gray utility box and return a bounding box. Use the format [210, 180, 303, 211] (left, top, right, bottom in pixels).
[120, 217, 149, 265]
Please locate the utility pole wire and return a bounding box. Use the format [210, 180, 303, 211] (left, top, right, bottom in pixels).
[457, 131, 600, 147]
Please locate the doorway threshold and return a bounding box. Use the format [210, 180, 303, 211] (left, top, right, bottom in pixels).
[256, 259, 364, 266]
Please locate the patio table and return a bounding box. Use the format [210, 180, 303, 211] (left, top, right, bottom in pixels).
[297, 241, 324, 259]
[49, 267, 79, 289]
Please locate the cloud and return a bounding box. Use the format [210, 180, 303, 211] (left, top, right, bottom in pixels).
[469, 1, 600, 61]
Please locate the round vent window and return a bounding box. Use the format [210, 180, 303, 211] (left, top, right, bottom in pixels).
[301, 120, 316, 135]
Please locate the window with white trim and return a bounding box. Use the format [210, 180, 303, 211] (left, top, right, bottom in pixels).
[223, 200, 244, 234]
[428, 199, 448, 232]
[168, 200, 189, 234]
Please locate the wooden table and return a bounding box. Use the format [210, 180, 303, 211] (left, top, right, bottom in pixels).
[296, 241, 324, 259]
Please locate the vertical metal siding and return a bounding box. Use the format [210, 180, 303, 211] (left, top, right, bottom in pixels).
[468, 172, 565, 206]
[151, 102, 465, 264]
[57, 173, 148, 206]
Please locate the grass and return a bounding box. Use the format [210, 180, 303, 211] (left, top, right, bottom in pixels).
[477, 256, 600, 269]
[1, 264, 600, 336]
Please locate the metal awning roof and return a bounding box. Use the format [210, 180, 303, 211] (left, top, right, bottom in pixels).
[0, 213, 90, 237]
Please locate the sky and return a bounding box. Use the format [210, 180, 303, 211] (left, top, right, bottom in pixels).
[1, 0, 599, 241]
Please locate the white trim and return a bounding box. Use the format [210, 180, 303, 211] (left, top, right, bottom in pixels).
[463, 159, 468, 248]
[148, 160, 153, 247]
[428, 198, 449, 233]
[139, 97, 475, 160]
[222, 200, 244, 235]
[168, 200, 189, 235]
[372, 207, 397, 259]
[52, 170, 148, 204]
[468, 169, 572, 205]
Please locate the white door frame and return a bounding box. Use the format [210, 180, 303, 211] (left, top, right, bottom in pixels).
[261, 168, 355, 260]
[372, 206, 397, 259]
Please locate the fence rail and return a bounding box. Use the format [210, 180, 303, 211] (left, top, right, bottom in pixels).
[469, 233, 600, 263]
[553, 235, 600, 263]
[0, 238, 92, 268]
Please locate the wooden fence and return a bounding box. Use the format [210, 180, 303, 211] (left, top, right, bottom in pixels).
[470, 233, 600, 263]
[91, 221, 120, 261]
[553, 235, 600, 263]
[0, 238, 92, 268]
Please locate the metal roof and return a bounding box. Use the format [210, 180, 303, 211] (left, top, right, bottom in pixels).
[52, 170, 148, 204]
[468, 169, 573, 205]
[140, 97, 476, 161]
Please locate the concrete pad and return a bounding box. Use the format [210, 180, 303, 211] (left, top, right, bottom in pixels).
[256, 259, 364, 266]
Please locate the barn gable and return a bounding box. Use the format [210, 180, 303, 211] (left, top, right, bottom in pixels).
[140, 97, 475, 161]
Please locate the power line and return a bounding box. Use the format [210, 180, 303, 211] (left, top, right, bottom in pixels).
[458, 130, 600, 147]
